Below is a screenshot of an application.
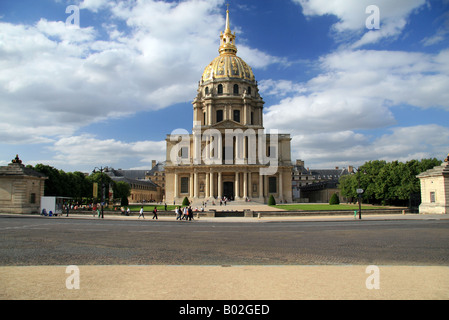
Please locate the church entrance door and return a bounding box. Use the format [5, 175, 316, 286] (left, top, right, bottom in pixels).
[223, 181, 234, 200]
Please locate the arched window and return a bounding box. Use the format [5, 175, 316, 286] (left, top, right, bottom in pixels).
[205, 87, 209, 95]
[247, 86, 252, 95]
[233, 84, 239, 95]
[218, 84, 223, 95]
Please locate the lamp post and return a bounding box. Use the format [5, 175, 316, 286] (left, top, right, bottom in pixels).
[93, 166, 108, 219]
[356, 168, 367, 220]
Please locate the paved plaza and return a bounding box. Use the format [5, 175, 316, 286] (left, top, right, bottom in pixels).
[1, 212, 448, 300]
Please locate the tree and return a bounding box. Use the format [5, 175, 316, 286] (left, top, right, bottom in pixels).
[329, 193, 340, 205]
[268, 195, 276, 206]
[88, 171, 113, 201]
[182, 197, 190, 207]
[339, 158, 442, 206]
[113, 181, 131, 206]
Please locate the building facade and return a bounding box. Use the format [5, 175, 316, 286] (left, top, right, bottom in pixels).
[106, 167, 163, 203]
[417, 154, 449, 214]
[0, 155, 47, 214]
[165, 9, 292, 205]
[292, 159, 354, 202]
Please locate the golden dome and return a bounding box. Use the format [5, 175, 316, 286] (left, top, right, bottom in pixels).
[202, 55, 255, 83]
[201, 8, 255, 83]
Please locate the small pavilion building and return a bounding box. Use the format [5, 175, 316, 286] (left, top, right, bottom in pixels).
[417, 153, 449, 214]
[0, 155, 47, 214]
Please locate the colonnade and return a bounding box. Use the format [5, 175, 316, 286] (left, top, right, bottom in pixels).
[172, 167, 284, 202]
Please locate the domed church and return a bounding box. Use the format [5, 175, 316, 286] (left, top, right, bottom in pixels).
[165, 7, 292, 204]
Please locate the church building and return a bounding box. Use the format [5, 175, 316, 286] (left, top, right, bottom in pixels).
[164, 8, 292, 205]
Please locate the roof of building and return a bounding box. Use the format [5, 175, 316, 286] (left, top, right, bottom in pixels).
[109, 176, 159, 190]
[106, 167, 162, 189]
[0, 155, 47, 179]
[416, 161, 449, 178]
[293, 163, 352, 178]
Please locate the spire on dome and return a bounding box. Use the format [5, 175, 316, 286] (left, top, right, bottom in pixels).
[225, 3, 231, 33]
[219, 4, 237, 56]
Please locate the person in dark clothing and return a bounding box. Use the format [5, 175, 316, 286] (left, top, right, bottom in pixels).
[188, 206, 193, 221]
[152, 206, 158, 220]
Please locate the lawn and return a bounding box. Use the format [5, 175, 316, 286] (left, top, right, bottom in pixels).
[272, 204, 387, 211]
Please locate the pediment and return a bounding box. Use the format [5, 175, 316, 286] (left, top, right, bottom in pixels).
[211, 120, 247, 130]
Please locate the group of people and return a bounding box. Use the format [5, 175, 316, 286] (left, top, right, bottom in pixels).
[136, 206, 196, 221]
[175, 206, 194, 221]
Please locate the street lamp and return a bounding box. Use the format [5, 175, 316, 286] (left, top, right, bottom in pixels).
[93, 166, 108, 219]
[356, 168, 367, 220]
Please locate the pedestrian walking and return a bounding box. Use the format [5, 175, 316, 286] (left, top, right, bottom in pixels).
[138, 206, 145, 219]
[188, 206, 193, 221]
[152, 206, 158, 220]
[66, 205, 69, 217]
[176, 207, 181, 220]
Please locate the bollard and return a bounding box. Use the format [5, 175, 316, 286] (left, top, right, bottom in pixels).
[258, 212, 261, 219]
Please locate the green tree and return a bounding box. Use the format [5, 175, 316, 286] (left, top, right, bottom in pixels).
[329, 193, 340, 205]
[268, 195, 276, 206]
[338, 174, 357, 202]
[88, 171, 113, 201]
[113, 181, 131, 206]
[32, 164, 65, 196]
[339, 158, 442, 206]
[182, 197, 190, 206]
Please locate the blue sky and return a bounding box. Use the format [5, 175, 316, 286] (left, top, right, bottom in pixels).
[1, 0, 448, 172]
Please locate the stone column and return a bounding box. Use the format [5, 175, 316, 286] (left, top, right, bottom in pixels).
[243, 171, 248, 199]
[189, 173, 194, 198]
[218, 171, 222, 199]
[174, 172, 179, 200]
[194, 171, 199, 199]
[235, 171, 240, 199]
[210, 172, 214, 198]
[205, 172, 210, 199]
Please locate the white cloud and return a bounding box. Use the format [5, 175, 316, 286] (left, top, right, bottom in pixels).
[264, 48, 449, 167]
[265, 49, 449, 134]
[0, 0, 285, 147]
[46, 134, 166, 170]
[294, 0, 427, 47]
[79, 0, 110, 13]
[290, 124, 449, 168]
